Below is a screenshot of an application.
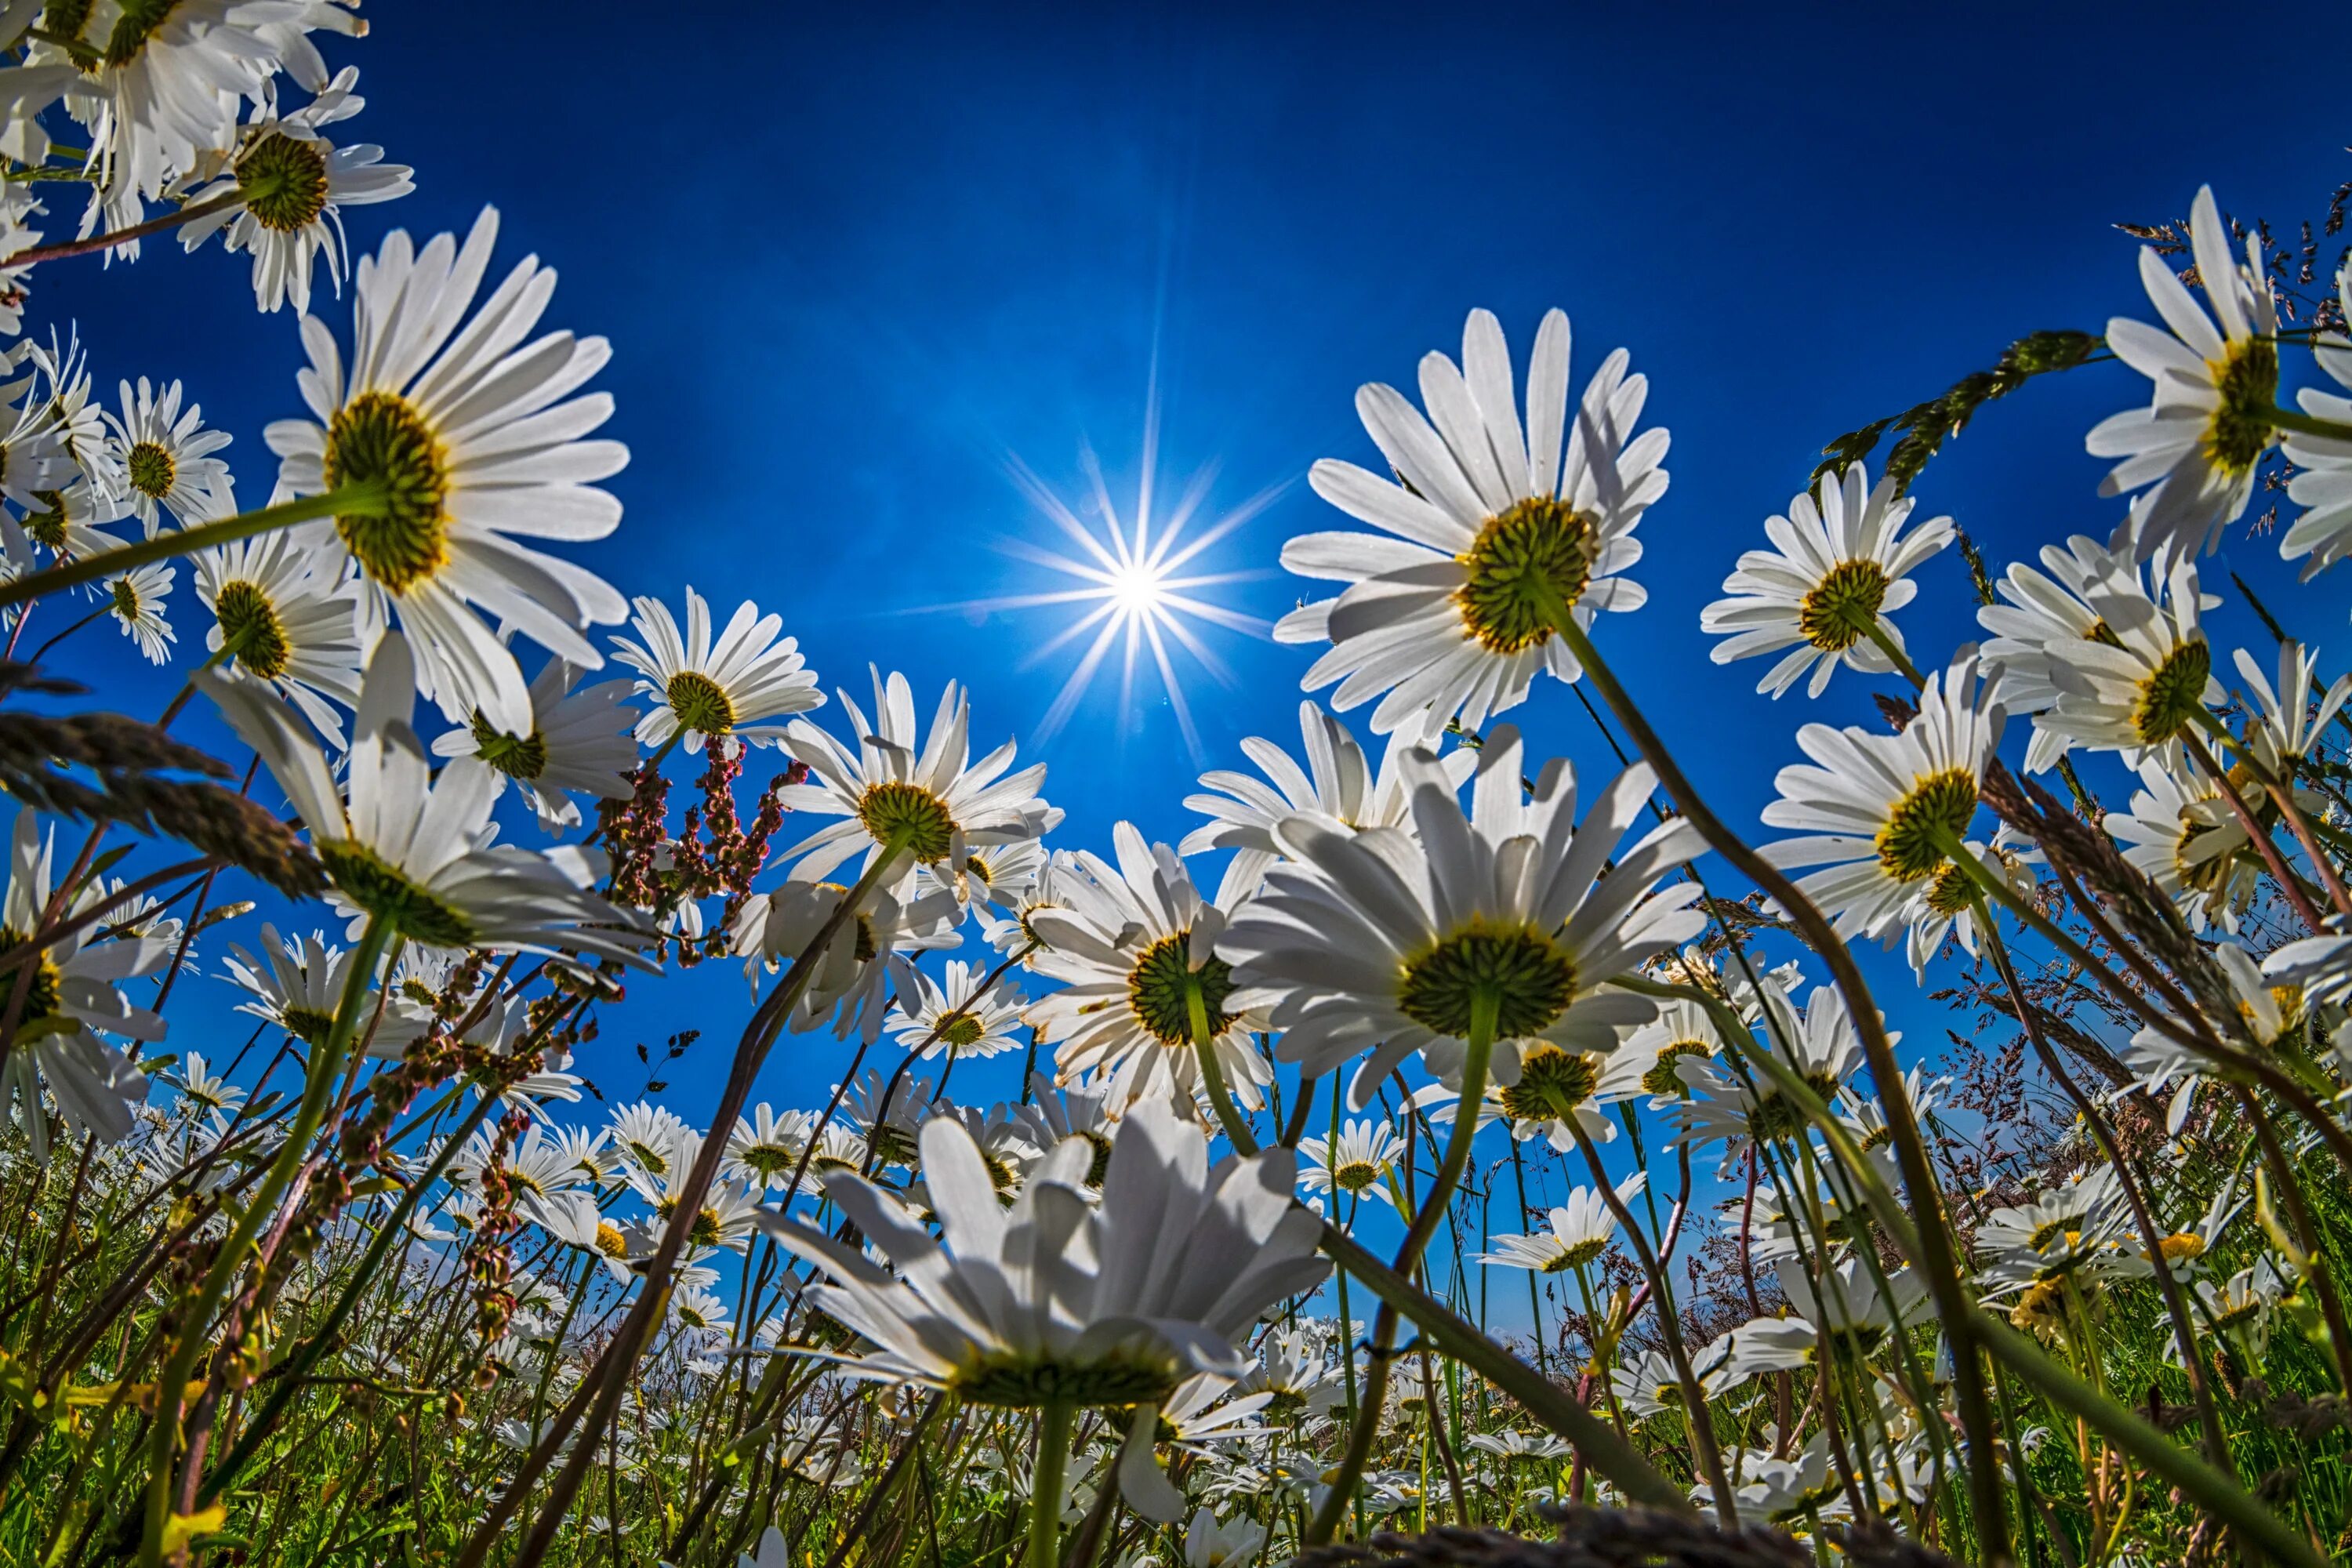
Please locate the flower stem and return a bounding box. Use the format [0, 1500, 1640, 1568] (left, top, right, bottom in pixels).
[1, 188, 246, 268]
[2268, 401, 2352, 447]
[0, 482, 391, 611]
[1027, 1398, 1075, 1568]
[1187, 979, 1257, 1155]
[1863, 619, 1927, 689]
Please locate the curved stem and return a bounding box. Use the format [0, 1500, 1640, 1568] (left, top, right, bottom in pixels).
[0, 482, 389, 611]
[1187, 978, 1257, 1155]
[140, 916, 390, 1566]
[1552, 615, 2010, 1563]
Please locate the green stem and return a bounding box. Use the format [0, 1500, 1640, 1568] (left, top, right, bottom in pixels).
[2269, 402, 2352, 447]
[1862, 619, 1927, 689]
[1026, 1399, 1073, 1568]
[1187, 979, 1257, 1155]
[0, 482, 390, 611]
[140, 916, 391, 1566]
[2, 188, 246, 269]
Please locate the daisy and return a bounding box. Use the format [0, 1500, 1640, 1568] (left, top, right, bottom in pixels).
[2184, 1257, 2285, 1365]
[202, 631, 652, 964]
[1595, 996, 1721, 1108]
[165, 1051, 242, 1119]
[1234, 1327, 1345, 1418]
[1673, 984, 1875, 1168]
[194, 528, 361, 745]
[839, 1069, 940, 1170]
[2035, 557, 2219, 763]
[1278, 307, 1668, 739]
[732, 875, 962, 1041]
[524, 1189, 637, 1284]
[31, 327, 122, 498]
[1420, 1047, 1620, 1152]
[1296, 1116, 1406, 1210]
[1180, 700, 1472, 904]
[452, 1123, 591, 1204]
[0, 183, 43, 336]
[0, 383, 75, 516]
[1613, 1343, 1730, 1420]
[2087, 186, 2281, 566]
[1010, 1070, 1123, 1188]
[2103, 749, 2256, 933]
[2280, 264, 2352, 575]
[916, 835, 1044, 920]
[219, 923, 426, 1058]
[1716, 1258, 1929, 1387]
[1757, 653, 2004, 943]
[14, 476, 131, 563]
[775, 667, 1052, 882]
[0, 808, 170, 1160]
[1700, 462, 1954, 699]
[609, 587, 821, 756]
[1026, 823, 1271, 1115]
[609, 1102, 691, 1180]
[724, 1103, 815, 1192]
[915, 1102, 1044, 1205]
[884, 956, 1025, 1062]
[1975, 1164, 2146, 1300]
[1181, 1507, 1266, 1568]
[755, 1096, 1329, 1410]
[1476, 1171, 1644, 1272]
[1465, 1430, 1572, 1465]
[103, 559, 175, 662]
[106, 376, 232, 532]
[977, 848, 1075, 960]
[1976, 531, 2149, 773]
[624, 1165, 760, 1256]
[2233, 638, 2352, 782]
[1899, 831, 2036, 982]
[431, 658, 638, 833]
[264, 206, 630, 735]
[1221, 724, 1704, 1108]
[178, 67, 415, 314]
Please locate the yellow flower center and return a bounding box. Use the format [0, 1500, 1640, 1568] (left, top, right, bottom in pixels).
[855, 780, 960, 864]
[125, 440, 173, 500]
[214, 579, 292, 680]
[1497, 1043, 1599, 1124]
[1453, 496, 1596, 654]
[1795, 559, 1890, 652]
[237, 131, 332, 232]
[2132, 641, 2211, 746]
[1397, 921, 1577, 1040]
[666, 670, 735, 736]
[326, 391, 449, 595]
[1125, 930, 1236, 1047]
[2203, 337, 2279, 476]
[1875, 768, 1978, 882]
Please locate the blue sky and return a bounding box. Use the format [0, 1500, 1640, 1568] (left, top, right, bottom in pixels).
[38, 4, 2352, 1247]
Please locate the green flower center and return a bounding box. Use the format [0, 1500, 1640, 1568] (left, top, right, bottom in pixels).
[125, 440, 173, 500]
[316, 837, 477, 949]
[1875, 768, 1978, 882]
[686, 1207, 724, 1249]
[2204, 337, 2279, 476]
[1924, 858, 1979, 916]
[237, 132, 332, 232]
[1126, 930, 1237, 1047]
[1333, 1159, 1380, 1192]
[110, 576, 140, 622]
[1795, 558, 1890, 652]
[100, 0, 176, 66]
[215, 579, 292, 680]
[736, 1143, 793, 1180]
[855, 780, 960, 864]
[1640, 1039, 1711, 1098]
[2132, 640, 2212, 746]
[20, 492, 66, 552]
[279, 1006, 337, 1046]
[0, 925, 66, 1028]
[1746, 1071, 1842, 1142]
[1080, 1131, 1112, 1189]
[953, 1353, 1178, 1410]
[1543, 1238, 1606, 1274]
[665, 670, 735, 736]
[1453, 497, 1596, 655]
[624, 1139, 668, 1176]
[1497, 1043, 1599, 1123]
[326, 391, 449, 595]
[470, 710, 549, 782]
[939, 1014, 986, 1049]
[1396, 922, 1577, 1040]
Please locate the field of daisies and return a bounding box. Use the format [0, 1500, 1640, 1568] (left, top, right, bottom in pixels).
[9, 8, 2352, 1568]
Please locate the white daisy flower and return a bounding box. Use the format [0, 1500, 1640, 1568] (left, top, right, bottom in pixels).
[1296, 1116, 1406, 1210]
[1898, 831, 2036, 982]
[1181, 1506, 1266, 1568]
[731, 874, 961, 1042]
[2103, 748, 2256, 934]
[1025, 823, 1270, 1116]
[1717, 1257, 1928, 1387]
[1613, 1343, 1730, 1420]
[1595, 996, 1722, 1108]
[105, 376, 231, 532]
[1757, 653, 2005, 943]
[430, 657, 638, 833]
[884, 956, 1025, 1062]
[2087, 186, 2281, 566]
[1010, 1070, 1123, 1188]
[0, 183, 45, 337]
[1976, 1164, 2145, 1300]
[624, 1164, 761, 1257]
[31, 326, 122, 499]
[2281, 264, 2352, 575]
[165, 1051, 242, 1120]
[1976, 531, 2147, 773]
[178, 66, 414, 314]
[755, 1096, 1329, 1410]
[1700, 462, 1954, 699]
[103, 558, 174, 662]
[977, 847, 1075, 960]
[452, 1121, 593, 1204]
[776, 667, 1053, 883]
[609, 586, 822, 756]
[194, 528, 361, 746]
[203, 631, 652, 964]
[219, 922, 426, 1058]
[0, 808, 169, 1160]
[1279, 307, 1668, 739]
[1673, 984, 1875, 1168]
[264, 206, 630, 735]
[609, 1101, 691, 1180]
[1475, 1171, 1643, 1272]
[724, 1103, 815, 1192]
[523, 1189, 637, 1283]
[1180, 699, 1472, 905]
[2232, 637, 2352, 782]
[1220, 724, 1704, 1108]
[15, 475, 131, 563]
[2035, 557, 2219, 762]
